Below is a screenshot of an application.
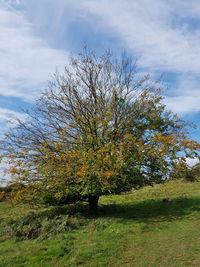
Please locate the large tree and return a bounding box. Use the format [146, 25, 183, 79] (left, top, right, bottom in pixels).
[1, 48, 199, 214]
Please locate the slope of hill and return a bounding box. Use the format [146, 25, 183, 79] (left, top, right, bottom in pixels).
[0, 179, 200, 266]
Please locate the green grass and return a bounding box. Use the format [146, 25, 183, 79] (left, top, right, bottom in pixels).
[1, 179, 200, 266]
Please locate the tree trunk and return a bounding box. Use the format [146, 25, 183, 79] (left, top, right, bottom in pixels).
[88, 195, 99, 216]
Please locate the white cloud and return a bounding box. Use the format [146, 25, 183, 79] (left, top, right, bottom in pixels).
[0, 107, 27, 185]
[165, 94, 200, 114]
[73, 0, 200, 114]
[167, 0, 200, 18]
[165, 75, 200, 114]
[186, 157, 199, 167]
[0, 0, 200, 115]
[0, 108, 26, 123]
[76, 0, 200, 73]
[0, 160, 12, 186]
[0, 4, 68, 101]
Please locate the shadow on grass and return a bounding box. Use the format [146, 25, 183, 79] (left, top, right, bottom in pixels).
[98, 197, 200, 223]
[2, 197, 200, 240]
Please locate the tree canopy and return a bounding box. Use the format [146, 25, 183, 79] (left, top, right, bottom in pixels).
[1, 48, 199, 214]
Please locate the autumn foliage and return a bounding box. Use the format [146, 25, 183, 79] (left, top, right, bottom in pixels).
[1, 48, 199, 214]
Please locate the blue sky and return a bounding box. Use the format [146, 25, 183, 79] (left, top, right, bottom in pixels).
[0, 0, 199, 169]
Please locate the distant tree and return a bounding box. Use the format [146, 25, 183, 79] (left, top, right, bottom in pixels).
[170, 158, 200, 182]
[191, 162, 200, 179]
[1, 48, 199, 215]
[170, 158, 188, 180]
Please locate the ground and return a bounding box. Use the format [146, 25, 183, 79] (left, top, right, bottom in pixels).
[0, 179, 200, 267]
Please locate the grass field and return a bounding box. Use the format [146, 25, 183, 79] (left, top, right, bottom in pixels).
[0, 179, 200, 267]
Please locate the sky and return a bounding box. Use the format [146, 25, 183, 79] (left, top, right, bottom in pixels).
[0, 0, 199, 177]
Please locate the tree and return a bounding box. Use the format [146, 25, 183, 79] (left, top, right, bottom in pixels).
[1, 48, 199, 215]
[171, 159, 200, 182]
[192, 162, 200, 179]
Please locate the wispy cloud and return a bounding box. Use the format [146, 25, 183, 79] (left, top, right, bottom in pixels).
[0, 3, 68, 102]
[186, 157, 199, 167]
[0, 0, 200, 115]
[165, 75, 200, 114]
[0, 108, 26, 123]
[77, 0, 200, 73]
[72, 0, 200, 114]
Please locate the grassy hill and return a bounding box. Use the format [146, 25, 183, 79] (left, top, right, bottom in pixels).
[0, 179, 200, 266]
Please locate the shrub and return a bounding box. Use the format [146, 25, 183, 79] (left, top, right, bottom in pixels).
[185, 169, 198, 182]
[3, 204, 88, 240]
